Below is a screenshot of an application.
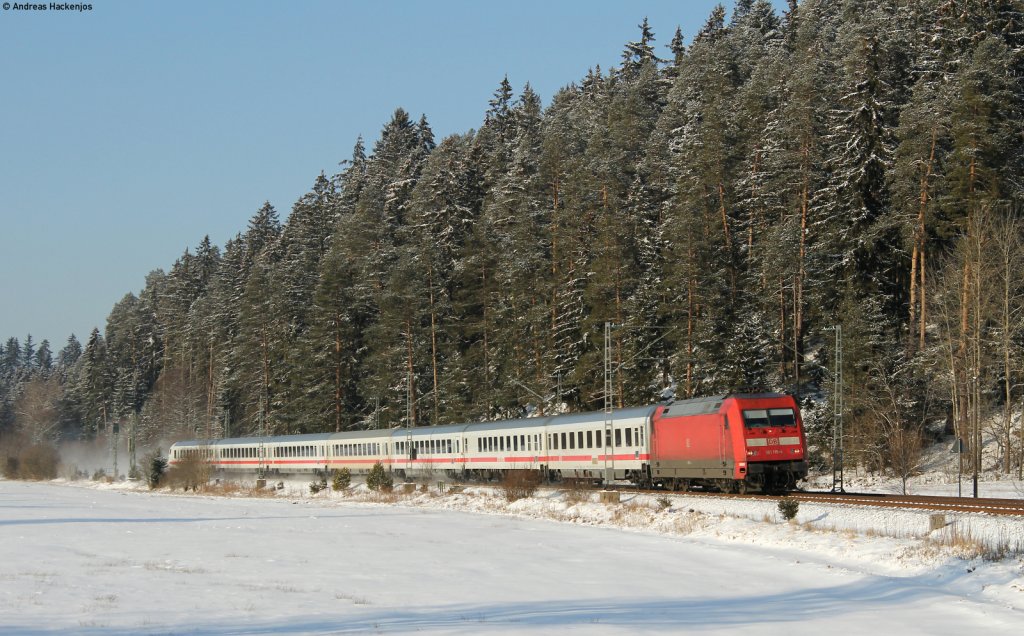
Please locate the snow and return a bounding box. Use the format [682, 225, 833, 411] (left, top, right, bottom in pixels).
[1, 477, 1022, 635]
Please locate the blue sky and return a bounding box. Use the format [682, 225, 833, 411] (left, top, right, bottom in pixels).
[0, 0, 784, 349]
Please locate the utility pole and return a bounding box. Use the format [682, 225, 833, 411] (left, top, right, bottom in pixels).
[604, 321, 614, 486]
[112, 419, 119, 480]
[832, 325, 845, 493]
[257, 393, 266, 480]
[128, 412, 137, 478]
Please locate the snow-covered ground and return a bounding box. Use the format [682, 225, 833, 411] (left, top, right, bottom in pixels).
[1, 477, 1022, 635]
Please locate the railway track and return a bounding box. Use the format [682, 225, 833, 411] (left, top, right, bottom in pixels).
[596, 485, 1024, 516]
[789, 491, 1024, 517]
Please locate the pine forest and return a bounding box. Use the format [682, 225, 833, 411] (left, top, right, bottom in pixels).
[3, 0, 1024, 479]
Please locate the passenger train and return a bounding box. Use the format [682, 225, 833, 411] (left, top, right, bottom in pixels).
[169, 393, 808, 493]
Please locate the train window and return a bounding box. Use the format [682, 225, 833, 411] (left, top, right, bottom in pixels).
[585, 431, 591, 448]
[615, 429, 622, 447]
[742, 410, 771, 428]
[507, 436, 512, 451]
[513, 436, 519, 452]
[577, 431, 583, 449]
[560, 432, 567, 449]
[768, 408, 796, 427]
[606, 429, 612, 448]
[568, 433, 575, 450]
[625, 428, 632, 447]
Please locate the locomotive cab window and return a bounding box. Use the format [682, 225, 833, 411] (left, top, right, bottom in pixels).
[742, 410, 770, 428]
[768, 408, 796, 427]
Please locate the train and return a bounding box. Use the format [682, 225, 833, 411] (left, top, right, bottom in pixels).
[169, 392, 808, 493]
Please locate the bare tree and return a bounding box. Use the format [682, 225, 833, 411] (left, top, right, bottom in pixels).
[981, 208, 1023, 475]
[14, 377, 62, 443]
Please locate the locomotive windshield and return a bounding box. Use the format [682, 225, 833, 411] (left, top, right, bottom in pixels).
[742, 408, 796, 428]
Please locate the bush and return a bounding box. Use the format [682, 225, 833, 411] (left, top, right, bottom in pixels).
[164, 453, 211, 491]
[309, 478, 326, 495]
[17, 444, 60, 480]
[332, 468, 351, 491]
[147, 454, 168, 489]
[777, 497, 800, 521]
[501, 470, 542, 502]
[366, 462, 393, 492]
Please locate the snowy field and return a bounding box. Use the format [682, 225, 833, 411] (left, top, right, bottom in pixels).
[1, 479, 1022, 635]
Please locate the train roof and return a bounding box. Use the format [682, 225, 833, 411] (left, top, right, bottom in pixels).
[389, 423, 472, 438]
[546, 405, 659, 427]
[171, 430, 392, 448]
[659, 393, 792, 418]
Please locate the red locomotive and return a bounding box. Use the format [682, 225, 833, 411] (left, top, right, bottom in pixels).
[649, 393, 807, 493]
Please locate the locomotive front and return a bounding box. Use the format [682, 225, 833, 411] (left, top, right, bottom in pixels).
[726, 394, 808, 492]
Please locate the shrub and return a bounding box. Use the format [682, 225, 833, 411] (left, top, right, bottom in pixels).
[501, 470, 542, 502]
[332, 468, 351, 491]
[777, 497, 800, 521]
[656, 495, 672, 510]
[309, 479, 326, 495]
[17, 444, 60, 480]
[147, 454, 168, 489]
[563, 478, 592, 505]
[366, 462, 393, 492]
[164, 453, 211, 491]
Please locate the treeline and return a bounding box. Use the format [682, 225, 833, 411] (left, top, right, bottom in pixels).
[2, 0, 1023, 476]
